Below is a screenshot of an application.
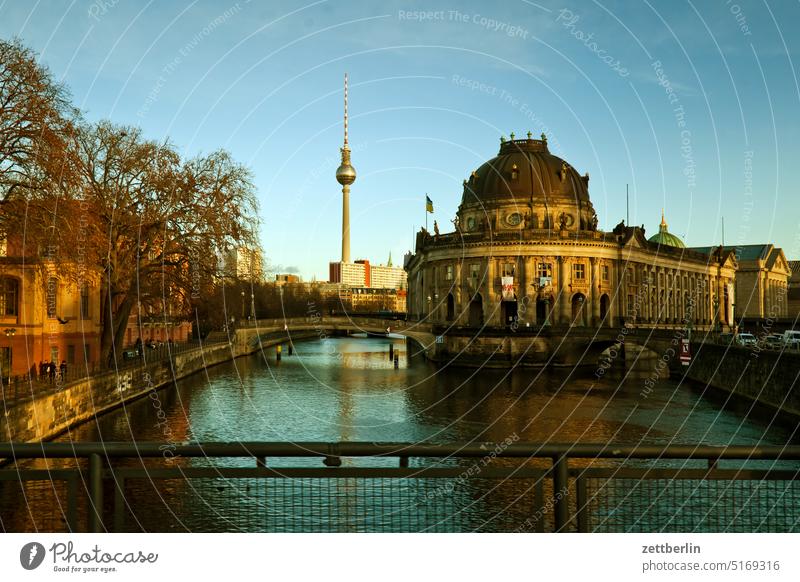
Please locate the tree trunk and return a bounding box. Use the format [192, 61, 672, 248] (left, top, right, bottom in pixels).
[99, 280, 115, 368]
[99, 284, 134, 369]
[112, 297, 134, 361]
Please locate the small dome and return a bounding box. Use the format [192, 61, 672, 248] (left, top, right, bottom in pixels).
[648, 211, 685, 248]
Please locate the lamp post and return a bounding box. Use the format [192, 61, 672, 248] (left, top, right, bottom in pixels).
[250, 292, 255, 321]
[240, 290, 245, 319]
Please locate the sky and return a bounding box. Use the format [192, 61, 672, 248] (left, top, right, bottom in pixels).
[2, 0, 799, 281]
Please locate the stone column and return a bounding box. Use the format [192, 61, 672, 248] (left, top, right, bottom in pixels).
[669, 270, 676, 323]
[486, 258, 496, 325]
[590, 257, 599, 326]
[455, 262, 463, 325]
[522, 256, 535, 325]
[557, 256, 568, 325]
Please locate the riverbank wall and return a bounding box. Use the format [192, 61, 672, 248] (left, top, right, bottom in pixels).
[1, 327, 312, 443]
[679, 342, 800, 418]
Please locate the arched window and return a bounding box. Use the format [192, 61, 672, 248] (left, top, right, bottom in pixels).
[0, 277, 18, 316]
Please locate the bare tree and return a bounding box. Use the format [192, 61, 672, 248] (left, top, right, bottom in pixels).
[76, 122, 258, 365]
[9, 120, 259, 367]
[0, 38, 75, 202]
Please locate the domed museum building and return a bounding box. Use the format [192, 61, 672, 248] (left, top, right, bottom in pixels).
[405, 134, 738, 334]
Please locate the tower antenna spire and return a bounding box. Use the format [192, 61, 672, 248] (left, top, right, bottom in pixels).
[344, 72, 349, 148]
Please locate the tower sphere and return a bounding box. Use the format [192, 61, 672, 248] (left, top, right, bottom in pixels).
[336, 158, 356, 185]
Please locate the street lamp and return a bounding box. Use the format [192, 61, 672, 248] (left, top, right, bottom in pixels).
[250, 292, 255, 321]
[240, 290, 245, 319]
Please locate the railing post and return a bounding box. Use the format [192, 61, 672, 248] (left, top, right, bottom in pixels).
[552, 453, 570, 532]
[88, 453, 104, 532]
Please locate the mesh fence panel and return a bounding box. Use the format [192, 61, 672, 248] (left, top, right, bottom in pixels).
[114, 476, 546, 533]
[2, 462, 800, 532]
[0, 477, 80, 533]
[581, 477, 800, 532]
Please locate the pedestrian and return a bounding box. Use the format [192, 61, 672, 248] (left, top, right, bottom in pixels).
[39, 361, 45, 380]
[59, 360, 67, 380]
[48, 361, 56, 383]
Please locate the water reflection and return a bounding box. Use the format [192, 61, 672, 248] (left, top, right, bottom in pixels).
[58, 336, 796, 446]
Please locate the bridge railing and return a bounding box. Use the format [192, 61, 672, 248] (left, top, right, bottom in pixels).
[1, 442, 798, 533]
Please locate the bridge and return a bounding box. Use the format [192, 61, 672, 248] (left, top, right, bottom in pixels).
[239, 316, 437, 358]
[237, 316, 690, 370]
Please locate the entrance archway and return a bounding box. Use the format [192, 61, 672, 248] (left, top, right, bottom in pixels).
[501, 299, 518, 328]
[536, 296, 551, 325]
[468, 294, 483, 327]
[571, 293, 586, 326]
[446, 293, 455, 321]
[600, 294, 610, 324]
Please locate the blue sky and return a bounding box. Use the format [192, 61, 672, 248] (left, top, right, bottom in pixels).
[3, 0, 799, 280]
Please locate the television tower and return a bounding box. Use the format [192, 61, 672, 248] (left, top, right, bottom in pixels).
[335, 73, 356, 263]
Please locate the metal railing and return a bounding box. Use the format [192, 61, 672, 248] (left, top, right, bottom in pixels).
[1, 442, 798, 533]
[0, 338, 228, 408]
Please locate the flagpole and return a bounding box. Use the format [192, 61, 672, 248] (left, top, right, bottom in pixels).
[425, 194, 428, 232]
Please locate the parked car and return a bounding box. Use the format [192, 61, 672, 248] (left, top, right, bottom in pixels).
[719, 333, 734, 345]
[782, 330, 800, 349]
[736, 333, 757, 347]
[122, 349, 140, 361]
[764, 335, 784, 350]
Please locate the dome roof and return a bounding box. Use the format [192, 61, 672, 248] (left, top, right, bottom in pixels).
[461, 135, 592, 208]
[648, 212, 685, 248]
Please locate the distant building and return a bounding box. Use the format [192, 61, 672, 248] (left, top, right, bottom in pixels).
[225, 246, 264, 282]
[329, 260, 367, 286]
[370, 253, 407, 289]
[329, 256, 406, 289]
[349, 287, 407, 312]
[275, 274, 301, 284]
[689, 244, 790, 322]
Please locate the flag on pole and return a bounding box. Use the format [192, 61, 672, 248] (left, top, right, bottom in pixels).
[425, 195, 434, 213]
